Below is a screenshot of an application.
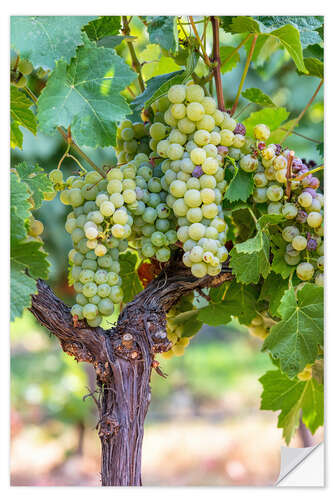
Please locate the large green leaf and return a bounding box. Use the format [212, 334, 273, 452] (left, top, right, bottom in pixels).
[259, 272, 289, 317]
[10, 86, 37, 135]
[229, 17, 262, 34]
[243, 107, 290, 138]
[255, 16, 323, 48]
[11, 16, 96, 69]
[14, 162, 54, 209]
[83, 16, 121, 41]
[145, 16, 178, 52]
[37, 39, 136, 148]
[11, 240, 49, 279]
[260, 369, 324, 444]
[198, 281, 259, 326]
[119, 252, 143, 303]
[262, 285, 324, 377]
[241, 88, 276, 107]
[303, 58, 324, 79]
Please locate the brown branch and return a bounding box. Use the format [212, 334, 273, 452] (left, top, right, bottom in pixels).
[285, 150, 294, 200]
[210, 16, 225, 111]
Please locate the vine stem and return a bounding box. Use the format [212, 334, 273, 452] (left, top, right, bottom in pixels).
[122, 16, 145, 93]
[280, 128, 322, 144]
[286, 150, 295, 200]
[293, 165, 324, 181]
[210, 16, 225, 111]
[189, 16, 211, 67]
[23, 86, 106, 178]
[281, 79, 323, 144]
[230, 34, 257, 116]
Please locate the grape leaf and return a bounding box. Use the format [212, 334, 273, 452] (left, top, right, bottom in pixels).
[256, 214, 285, 230]
[83, 16, 121, 41]
[255, 16, 323, 48]
[270, 232, 295, 279]
[241, 88, 276, 107]
[198, 281, 259, 326]
[303, 58, 324, 79]
[97, 36, 132, 49]
[243, 107, 290, 138]
[11, 240, 49, 279]
[220, 46, 241, 74]
[316, 142, 324, 158]
[268, 119, 299, 145]
[170, 310, 203, 338]
[10, 172, 32, 222]
[268, 25, 308, 73]
[10, 120, 23, 150]
[303, 43, 323, 62]
[14, 162, 54, 209]
[11, 262, 38, 322]
[229, 17, 262, 34]
[37, 39, 136, 148]
[224, 166, 254, 203]
[262, 285, 324, 377]
[10, 86, 37, 135]
[252, 36, 281, 67]
[145, 16, 178, 52]
[119, 252, 143, 303]
[11, 16, 96, 70]
[259, 271, 289, 317]
[260, 369, 324, 444]
[132, 51, 198, 110]
[230, 231, 270, 284]
[229, 208, 256, 243]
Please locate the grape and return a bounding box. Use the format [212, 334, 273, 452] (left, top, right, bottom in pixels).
[315, 273, 324, 286]
[282, 203, 298, 219]
[188, 223, 205, 241]
[168, 84, 186, 103]
[254, 124, 270, 141]
[110, 286, 123, 304]
[98, 298, 114, 316]
[150, 122, 167, 141]
[184, 189, 202, 208]
[29, 219, 44, 237]
[98, 284, 111, 298]
[284, 253, 301, 266]
[18, 59, 34, 75]
[156, 247, 171, 262]
[187, 207, 203, 223]
[171, 103, 186, 120]
[197, 115, 215, 132]
[220, 130, 234, 147]
[273, 155, 287, 170]
[178, 117, 196, 134]
[292, 235, 307, 251]
[190, 147, 206, 165]
[82, 282, 98, 298]
[307, 212, 323, 228]
[201, 96, 217, 114]
[253, 188, 267, 204]
[194, 130, 211, 146]
[170, 180, 187, 198]
[49, 169, 63, 184]
[95, 244, 107, 256]
[296, 262, 314, 281]
[240, 154, 258, 172]
[186, 84, 204, 102]
[191, 262, 207, 278]
[202, 158, 218, 175]
[317, 256, 324, 271]
[298, 191, 312, 208]
[83, 303, 98, 320]
[71, 304, 83, 320]
[186, 102, 205, 121]
[282, 226, 300, 242]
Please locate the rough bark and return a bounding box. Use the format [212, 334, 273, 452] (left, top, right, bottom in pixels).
[29, 256, 232, 486]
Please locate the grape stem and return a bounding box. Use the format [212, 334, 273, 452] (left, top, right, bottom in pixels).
[189, 16, 211, 67]
[230, 34, 258, 116]
[293, 165, 324, 181]
[285, 150, 295, 200]
[281, 79, 323, 144]
[122, 16, 145, 93]
[210, 16, 225, 111]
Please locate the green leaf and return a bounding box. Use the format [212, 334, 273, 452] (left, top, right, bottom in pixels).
[170, 310, 203, 338]
[316, 142, 324, 158]
[255, 16, 323, 48]
[11, 262, 37, 322]
[83, 16, 121, 41]
[10, 120, 23, 150]
[37, 40, 136, 148]
[269, 24, 308, 73]
[259, 271, 289, 317]
[303, 57, 324, 79]
[303, 43, 323, 61]
[260, 369, 324, 444]
[241, 87, 276, 107]
[230, 231, 270, 284]
[252, 36, 281, 67]
[243, 107, 290, 138]
[224, 166, 254, 203]
[229, 208, 256, 243]
[270, 232, 295, 279]
[14, 162, 54, 209]
[198, 281, 259, 327]
[262, 285, 324, 377]
[311, 359, 324, 385]
[10, 86, 37, 135]
[256, 213, 285, 230]
[119, 252, 143, 303]
[97, 36, 132, 49]
[10, 172, 31, 222]
[11, 16, 96, 69]
[11, 240, 49, 279]
[220, 46, 241, 74]
[229, 17, 262, 34]
[145, 16, 178, 52]
[132, 51, 198, 110]
[268, 118, 299, 145]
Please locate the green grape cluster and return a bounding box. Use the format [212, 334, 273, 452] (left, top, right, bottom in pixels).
[248, 314, 276, 340]
[116, 120, 151, 163]
[240, 124, 324, 286]
[10, 57, 34, 88]
[161, 294, 195, 359]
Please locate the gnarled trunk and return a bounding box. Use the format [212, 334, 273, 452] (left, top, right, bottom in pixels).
[30, 256, 232, 486]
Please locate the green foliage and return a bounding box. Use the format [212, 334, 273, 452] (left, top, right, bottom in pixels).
[83, 16, 121, 41]
[220, 46, 240, 74]
[119, 252, 143, 303]
[14, 162, 54, 209]
[37, 37, 136, 147]
[255, 16, 323, 48]
[258, 272, 289, 317]
[260, 369, 324, 444]
[243, 107, 290, 137]
[10, 86, 37, 150]
[241, 88, 276, 107]
[199, 281, 259, 327]
[263, 285, 323, 377]
[145, 16, 178, 52]
[224, 165, 254, 203]
[11, 16, 96, 69]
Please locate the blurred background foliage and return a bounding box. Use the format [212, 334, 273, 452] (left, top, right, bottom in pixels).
[11, 16, 323, 486]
